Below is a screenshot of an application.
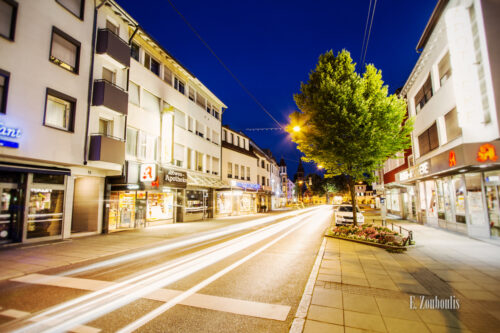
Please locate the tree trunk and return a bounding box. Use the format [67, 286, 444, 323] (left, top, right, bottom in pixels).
[348, 177, 358, 226]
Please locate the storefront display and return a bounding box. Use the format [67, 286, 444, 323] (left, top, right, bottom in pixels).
[27, 188, 64, 239]
[186, 190, 206, 215]
[240, 193, 254, 213]
[452, 175, 466, 223]
[147, 192, 174, 221]
[216, 192, 232, 215]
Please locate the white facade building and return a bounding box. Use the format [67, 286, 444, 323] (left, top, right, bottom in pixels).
[397, 0, 500, 239]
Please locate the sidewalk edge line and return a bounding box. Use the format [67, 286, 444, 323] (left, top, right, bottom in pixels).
[289, 237, 327, 333]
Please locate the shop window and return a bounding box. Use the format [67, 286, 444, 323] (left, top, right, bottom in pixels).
[144, 52, 160, 76]
[174, 76, 185, 95]
[196, 93, 205, 109]
[27, 187, 64, 239]
[126, 127, 137, 156]
[102, 67, 115, 84]
[438, 52, 452, 87]
[0, 0, 17, 41]
[131, 42, 140, 61]
[186, 190, 205, 214]
[188, 86, 195, 101]
[142, 90, 160, 113]
[163, 66, 173, 86]
[50, 27, 81, 74]
[98, 118, 113, 136]
[0, 68, 9, 114]
[414, 75, 433, 113]
[33, 173, 65, 184]
[129, 81, 140, 106]
[228, 162, 232, 178]
[105, 19, 119, 34]
[445, 108, 461, 142]
[418, 123, 439, 156]
[452, 175, 466, 223]
[174, 109, 185, 129]
[44, 88, 76, 132]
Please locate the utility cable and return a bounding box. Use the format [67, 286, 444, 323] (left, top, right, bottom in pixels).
[362, 0, 378, 68]
[360, 0, 373, 65]
[165, 0, 284, 130]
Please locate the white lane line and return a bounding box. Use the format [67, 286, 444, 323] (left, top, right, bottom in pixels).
[11, 274, 290, 321]
[0, 309, 100, 333]
[117, 209, 325, 333]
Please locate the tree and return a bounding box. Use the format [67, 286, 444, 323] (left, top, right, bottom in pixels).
[305, 173, 326, 197]
[287, 50, 412, 225]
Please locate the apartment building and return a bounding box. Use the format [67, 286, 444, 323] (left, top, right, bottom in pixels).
[396, 0, 500, 239]
[0, 0, 99, 244]
[263, 149, 281, 209]
[250, 141, 273, 212]
[99, 1, 226, 228]
[217, 125, 258, 216]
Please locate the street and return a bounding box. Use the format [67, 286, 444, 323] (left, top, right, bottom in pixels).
[0, 206, 331, 332]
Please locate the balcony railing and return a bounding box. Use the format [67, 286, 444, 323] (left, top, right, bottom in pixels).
[88, 134, 125, 164]
[92, 79, 128, 115]
[96, 28, 131, 67]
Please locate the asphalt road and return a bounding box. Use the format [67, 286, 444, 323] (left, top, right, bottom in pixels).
[0, 206, 332, 333]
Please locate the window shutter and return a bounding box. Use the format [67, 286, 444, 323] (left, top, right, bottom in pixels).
[174, 143, 184, 161]
[428, 123, 439, 150]
[52, 33, 77, 68]
[0, 1, 14, 37]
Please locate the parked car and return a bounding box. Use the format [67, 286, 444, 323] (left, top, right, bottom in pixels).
[334, 204, 364, 226]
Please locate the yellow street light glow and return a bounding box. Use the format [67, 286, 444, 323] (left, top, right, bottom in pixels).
[293, 126, 301, 132]
[318, 165, 323, 169]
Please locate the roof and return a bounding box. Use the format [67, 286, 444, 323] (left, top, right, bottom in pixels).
[416, 0, 448, 52]
[222, 141, 257, 159]
[279, 158, 286, 167]
[222, 124, 252, 140]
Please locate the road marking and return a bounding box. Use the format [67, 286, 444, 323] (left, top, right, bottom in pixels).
[0, 309, 100, 333]
[11, 274, 290, 321]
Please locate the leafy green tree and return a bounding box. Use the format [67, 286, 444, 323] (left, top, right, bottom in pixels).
[288, 50, 412, 225]
[305, 173, 326, 196]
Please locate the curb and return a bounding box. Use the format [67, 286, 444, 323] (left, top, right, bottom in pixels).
[289, 237, 327, 333]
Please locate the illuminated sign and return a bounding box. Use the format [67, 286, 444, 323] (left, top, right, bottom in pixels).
[234, 182, 261, 191]
[0, 123, 21, 148]
[477, 144, 498, 163]
[163, 168, 187, 188]
[140, 164, 156, 182]
[449, 150, 457, 167]
[127, 184, 140, 190]
[418, 162, 429, 175]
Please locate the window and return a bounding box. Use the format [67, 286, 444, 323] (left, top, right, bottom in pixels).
[57, 0, 83, 19]
[126, 127, 137, 156]
[266, 164, 269, 171]
[137, 132, 157, 161]
[174, 77, 185, 95]
[131, 42, 140, 61]
[174, 143, 184, 167]
[144, 52, 160, 76]
[142, 90, 160, 113]
[174, 109, 185, 128]
[50, 27, 80, 73]
[205, 155, 211, 173]
[188, 116, 193, 132]
[438, 52, 452, 87]
[267, 179, 269, 186]
[230, 133, 234, 144]
[163, 67, 172, 86]
[102, 67, 115, 84]
[98, 118, 112, 136]
[196, 121, 204, 138]
[212, 157, 219, 175]
[129, 81, 140, 106]
[241, 165, 245, 180]
[213, 109, 220, 120]
[414, 75, 433, 113]
[236, 136, 240, 147]
[212, 130, 218, 144]
[445, 108, 462, 142]
[206, 128, 211, 141]
[261, 160, 265, 168]
[246, 167, 250, 181]
[228, 162, 232, 178]
[44, 88, 75, 132]
[0, 69, 9, 114]
[418, 123, 439, 156]
[242, 138, 246, 149]
[0, 0, 17, 40]
[196, 93, 206, 109]
[196, 151, 203, 171]
[257, 175, 260, 184]
[262, 177, 266, 186]
[187, 148, 192, 169]
[188, 87, 195, 101]
[222, 129, 227, 141]
[235, 164, 239, 179]
[206, 102, 211, 114]
[106, 19, 119, 35]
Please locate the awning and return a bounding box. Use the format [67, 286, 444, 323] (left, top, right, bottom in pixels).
[187, 174, 229, 189]
[0, 162, 71, 176]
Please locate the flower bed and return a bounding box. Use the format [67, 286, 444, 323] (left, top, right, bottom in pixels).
[325, 224, 414, 252]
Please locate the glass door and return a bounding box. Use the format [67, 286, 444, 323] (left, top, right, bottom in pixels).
[486, 186, 500, 237]
[0, 183, 20, 244]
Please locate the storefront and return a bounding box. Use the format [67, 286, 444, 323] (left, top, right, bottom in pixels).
[397, 141, 500, 239]
[216, 181, 259, 217]
[257, 185, 272, 213]
[0, 163, 71, 244]
[106, 164, 187, 230]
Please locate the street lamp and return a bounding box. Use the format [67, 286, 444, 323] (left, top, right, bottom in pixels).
[293, 125, 301, 132]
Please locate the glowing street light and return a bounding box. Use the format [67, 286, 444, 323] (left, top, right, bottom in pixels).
[293, 126, 301, 132]
[318, 165, 323, 169]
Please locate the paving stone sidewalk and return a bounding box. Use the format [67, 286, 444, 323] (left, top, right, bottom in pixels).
[295, 220, 500, 333]
[0, 211, 287, 282]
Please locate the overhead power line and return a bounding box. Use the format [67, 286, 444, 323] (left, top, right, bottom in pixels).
[360, 0, 373, 65]
[361, 0, 378, 69]
[165, 0, 284, 130]
[243, 127, 283, 132]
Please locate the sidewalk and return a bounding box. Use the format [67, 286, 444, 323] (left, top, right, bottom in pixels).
[292, 218, 500, 333]
[0, 211, 288, 282]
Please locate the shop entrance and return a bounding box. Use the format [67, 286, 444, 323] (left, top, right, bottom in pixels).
[0, 183, 21, 244]
[486, 185, 500, 237]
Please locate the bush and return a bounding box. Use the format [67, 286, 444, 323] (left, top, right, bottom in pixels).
[326, 224, 413, 248]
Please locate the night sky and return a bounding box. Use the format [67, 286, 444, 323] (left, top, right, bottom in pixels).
[117, 0, 437, 178]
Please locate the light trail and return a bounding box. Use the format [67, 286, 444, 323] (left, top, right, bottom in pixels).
[7, 207, 325, 333]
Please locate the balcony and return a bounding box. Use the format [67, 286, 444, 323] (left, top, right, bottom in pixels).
[96, 29, 131, 68]
[92, 80, 128, 115]
[88, 134, 125, 164]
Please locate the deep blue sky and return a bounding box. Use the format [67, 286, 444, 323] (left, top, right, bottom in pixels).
[118, 0, 436, 178]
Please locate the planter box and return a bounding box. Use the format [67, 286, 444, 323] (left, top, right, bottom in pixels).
[325, 234, 408, 252]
